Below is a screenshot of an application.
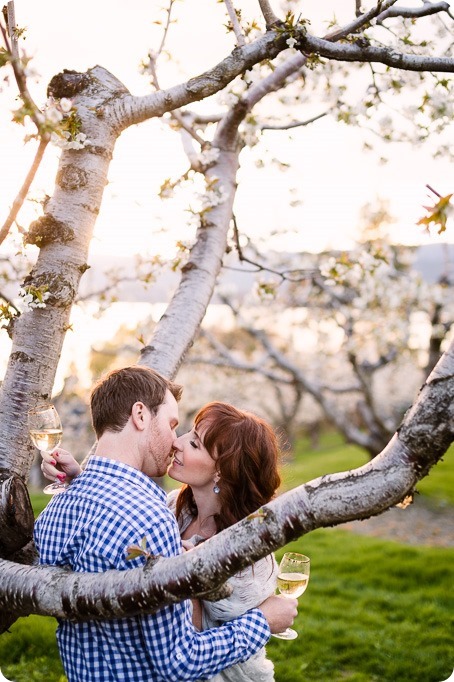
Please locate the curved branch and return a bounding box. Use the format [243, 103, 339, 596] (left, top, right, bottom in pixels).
[377, 1, 452, 22]
[261, 111, 327, 131]
[300, 33, 454, 72]
[0, 138, 48, 245]
[115, 32, 288, 128]
[324, 0, 399, 41]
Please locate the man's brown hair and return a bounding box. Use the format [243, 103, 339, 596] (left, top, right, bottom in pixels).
[90, 366, 183, 438]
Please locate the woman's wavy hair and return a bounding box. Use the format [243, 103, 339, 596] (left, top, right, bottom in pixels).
[175, 402, 281, 532]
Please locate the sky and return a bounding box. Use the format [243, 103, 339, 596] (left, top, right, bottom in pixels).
[0, 0, 452, 391]
[1, 0, 453, 262]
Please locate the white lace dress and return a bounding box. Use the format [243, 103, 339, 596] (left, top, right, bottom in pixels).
[167, 489, 277, 682]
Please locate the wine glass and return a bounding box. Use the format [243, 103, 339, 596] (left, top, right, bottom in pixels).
[273, 552, 310, 640]
[28, 404, 64, 495]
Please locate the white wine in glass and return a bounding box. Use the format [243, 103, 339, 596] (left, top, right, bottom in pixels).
[28, 404, 65, 495]
[273, 552, 310, 640]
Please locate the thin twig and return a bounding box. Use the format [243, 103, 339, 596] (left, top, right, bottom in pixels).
[0, 138, 48, 246]
[223, 0, 246, 47]
[257, 0, 280, 27]
[0, 4, 44, 132]
[156, 0, 176, 59]
[0, 291, 20, 314]
[261, 111, 327, 130]
[324, 0, 399, 41]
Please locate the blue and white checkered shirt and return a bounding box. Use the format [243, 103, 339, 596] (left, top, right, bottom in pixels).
[34, 457, 270, 682]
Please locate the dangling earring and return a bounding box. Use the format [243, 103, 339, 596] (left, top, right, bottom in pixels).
[213, 474, 220, 494]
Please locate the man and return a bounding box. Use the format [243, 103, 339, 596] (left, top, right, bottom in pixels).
[34, 366, 297, 682]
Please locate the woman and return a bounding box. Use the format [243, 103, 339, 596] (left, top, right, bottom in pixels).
[42, 401, 282, 682]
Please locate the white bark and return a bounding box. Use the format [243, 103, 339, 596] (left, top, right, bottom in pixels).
[139, 149, 240, 378]
[0, 68, 126, 477]
[301, 35, 454, 72]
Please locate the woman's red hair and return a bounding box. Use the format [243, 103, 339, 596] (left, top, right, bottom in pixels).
[175, 402, 281, 532]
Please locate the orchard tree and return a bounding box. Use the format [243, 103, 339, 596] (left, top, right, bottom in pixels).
[0, 0, 453, 633]
[190, 234, 453, 457]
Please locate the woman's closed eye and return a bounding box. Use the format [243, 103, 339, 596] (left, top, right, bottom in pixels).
[190, 440, 198, 448]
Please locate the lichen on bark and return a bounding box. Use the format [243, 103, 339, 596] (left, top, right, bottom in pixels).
[22, 271, 76, 307]
[47, 70, 91, 99]
[56, 165, 89, 191]
[25, 215, 75, 247]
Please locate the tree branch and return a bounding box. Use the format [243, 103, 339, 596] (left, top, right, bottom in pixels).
[257, 0, 281, 28]
[324, 0, 399, 41]
[117, 32, 289, 127]
[376, 1, 452, 23]
[0, 138, 48, 245]
[223, 0, 246, 47]
[300, 33, 454, 72]
[0, 3, 45, 132]
[261, 111, 327, 131]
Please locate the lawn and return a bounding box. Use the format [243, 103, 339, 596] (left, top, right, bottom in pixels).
[1, 434, 452, 681]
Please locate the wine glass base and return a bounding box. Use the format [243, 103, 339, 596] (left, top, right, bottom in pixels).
[272, 628, 298, 640]
[43, 482, 67, 495]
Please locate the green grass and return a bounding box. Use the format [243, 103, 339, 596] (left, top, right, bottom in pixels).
[270, 532, 453, 682]
[9, 433, 452, 681]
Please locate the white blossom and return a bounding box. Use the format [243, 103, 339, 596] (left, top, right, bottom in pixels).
[198, 147, 220, 167]
[198, 184, 229, 211]
[286, 37, 297, 49]
[45, 107, 63, 124]
[18, 287, 50, 311]
[59, 98, 73, 113]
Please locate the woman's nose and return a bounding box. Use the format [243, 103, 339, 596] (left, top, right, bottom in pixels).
[172, 435, 183, 451]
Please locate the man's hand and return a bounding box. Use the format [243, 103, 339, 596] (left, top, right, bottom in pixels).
[258, 594, 298, 634]
[41, 448, 82, 483]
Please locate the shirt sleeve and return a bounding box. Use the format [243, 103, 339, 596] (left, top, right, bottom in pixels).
[129, 509, 271, 681]
[137, 601, 270, 682]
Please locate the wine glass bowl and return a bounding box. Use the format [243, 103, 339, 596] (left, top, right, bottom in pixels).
[273, 552, 310, 640]
[28, 404, 65, 495]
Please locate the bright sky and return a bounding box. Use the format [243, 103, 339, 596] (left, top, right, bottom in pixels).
[0, 0, 452, 391]
[1, 0, 452, 261]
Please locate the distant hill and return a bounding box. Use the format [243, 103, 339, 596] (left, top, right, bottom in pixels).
[413, 243, 454, 283]
[80, 243, 454, 303]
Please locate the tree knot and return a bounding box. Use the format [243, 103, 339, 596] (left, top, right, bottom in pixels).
[25, 215, 75, 247]
[47, 70, 92, 99]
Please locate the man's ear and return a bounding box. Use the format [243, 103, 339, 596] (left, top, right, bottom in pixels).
[131, 402, 147, 430]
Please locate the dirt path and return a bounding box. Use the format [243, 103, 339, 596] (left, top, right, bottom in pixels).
[340, 497, 454, 548]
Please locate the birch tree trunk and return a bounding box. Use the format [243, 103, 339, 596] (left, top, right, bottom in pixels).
[0, 67, 126, 478]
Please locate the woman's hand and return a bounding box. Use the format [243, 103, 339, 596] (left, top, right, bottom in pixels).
[41, 448, 82, 484]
